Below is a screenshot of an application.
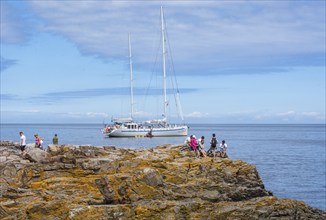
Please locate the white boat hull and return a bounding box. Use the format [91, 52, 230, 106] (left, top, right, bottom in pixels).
[107, 126, 188, 137]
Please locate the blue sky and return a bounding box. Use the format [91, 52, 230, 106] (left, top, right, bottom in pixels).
[1, 0, 325, 124]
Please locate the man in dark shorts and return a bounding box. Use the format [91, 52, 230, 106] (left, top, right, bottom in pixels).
[19, 131, 26, 151]
[207, 133, 218, 157]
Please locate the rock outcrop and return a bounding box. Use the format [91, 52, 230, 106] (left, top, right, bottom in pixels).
[0, 141, 325, 219]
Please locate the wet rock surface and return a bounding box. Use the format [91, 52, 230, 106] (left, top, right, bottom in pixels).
[0, 141, 325, 219]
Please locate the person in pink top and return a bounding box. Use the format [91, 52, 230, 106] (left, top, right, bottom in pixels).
[34, 134, 41, 148]
[190, 135, 200, 158]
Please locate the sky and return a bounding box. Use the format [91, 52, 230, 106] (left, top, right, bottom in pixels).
[1, 0, 325, 124]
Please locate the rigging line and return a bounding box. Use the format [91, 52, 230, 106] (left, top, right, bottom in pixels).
[163, 19, 177, 96]
[142, 29, 161, 114]
[164, 18, 180, 94]
[164, 17, 184, 121]
[166, 56, 180, 119]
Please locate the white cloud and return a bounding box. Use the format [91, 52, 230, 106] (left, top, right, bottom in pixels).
[185, 111, 210, 118]
[66, 112, 108, 118]
[86, 112, 109, 118]
[1, 109, 41, 115]
[24, 1, 325, 72]
[276, 111, 324, 121]
[276, 111, 296, 117]
[20, 109, 41, 113]
[248, 110, 326, 122]
[301, 112, 322, 117]
[212, 110, 325, 123]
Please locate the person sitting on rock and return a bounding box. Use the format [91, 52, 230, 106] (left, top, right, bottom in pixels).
[220, 140, 228, 158]
[34, 134, 40, 147]
[34, 134, 42, 149]
[197, 136, 207, 157]
[52, 134, 58, 145]
[181, 135, 192, 151]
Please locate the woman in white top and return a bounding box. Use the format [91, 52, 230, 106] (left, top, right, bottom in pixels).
[197, 136, 207, 157]
[220, 140, 228, 158]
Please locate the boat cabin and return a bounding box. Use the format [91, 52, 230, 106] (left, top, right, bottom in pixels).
[125, 122, 139, 129]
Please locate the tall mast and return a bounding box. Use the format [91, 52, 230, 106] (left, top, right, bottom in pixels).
[128, 33, 134, 119]
[160, 6, 167, 121]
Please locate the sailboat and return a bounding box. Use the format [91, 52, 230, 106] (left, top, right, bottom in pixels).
[103, 7, 188, 137]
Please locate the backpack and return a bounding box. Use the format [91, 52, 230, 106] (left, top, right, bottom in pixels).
[211, 137, 217, 148]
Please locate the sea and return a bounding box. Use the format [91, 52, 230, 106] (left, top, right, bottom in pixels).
[1, 123, 325, 211]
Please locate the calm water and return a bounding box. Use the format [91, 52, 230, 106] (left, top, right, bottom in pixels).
[1, 123, 325, 211]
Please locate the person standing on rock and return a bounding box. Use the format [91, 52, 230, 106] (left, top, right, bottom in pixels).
[52, 134, 58, 145]
[190, 135, 200, 158]
[19, 131, 26, 151]
[207, 133, 218, 158]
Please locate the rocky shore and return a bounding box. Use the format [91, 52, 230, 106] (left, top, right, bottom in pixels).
[0, 141, 325, 219]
